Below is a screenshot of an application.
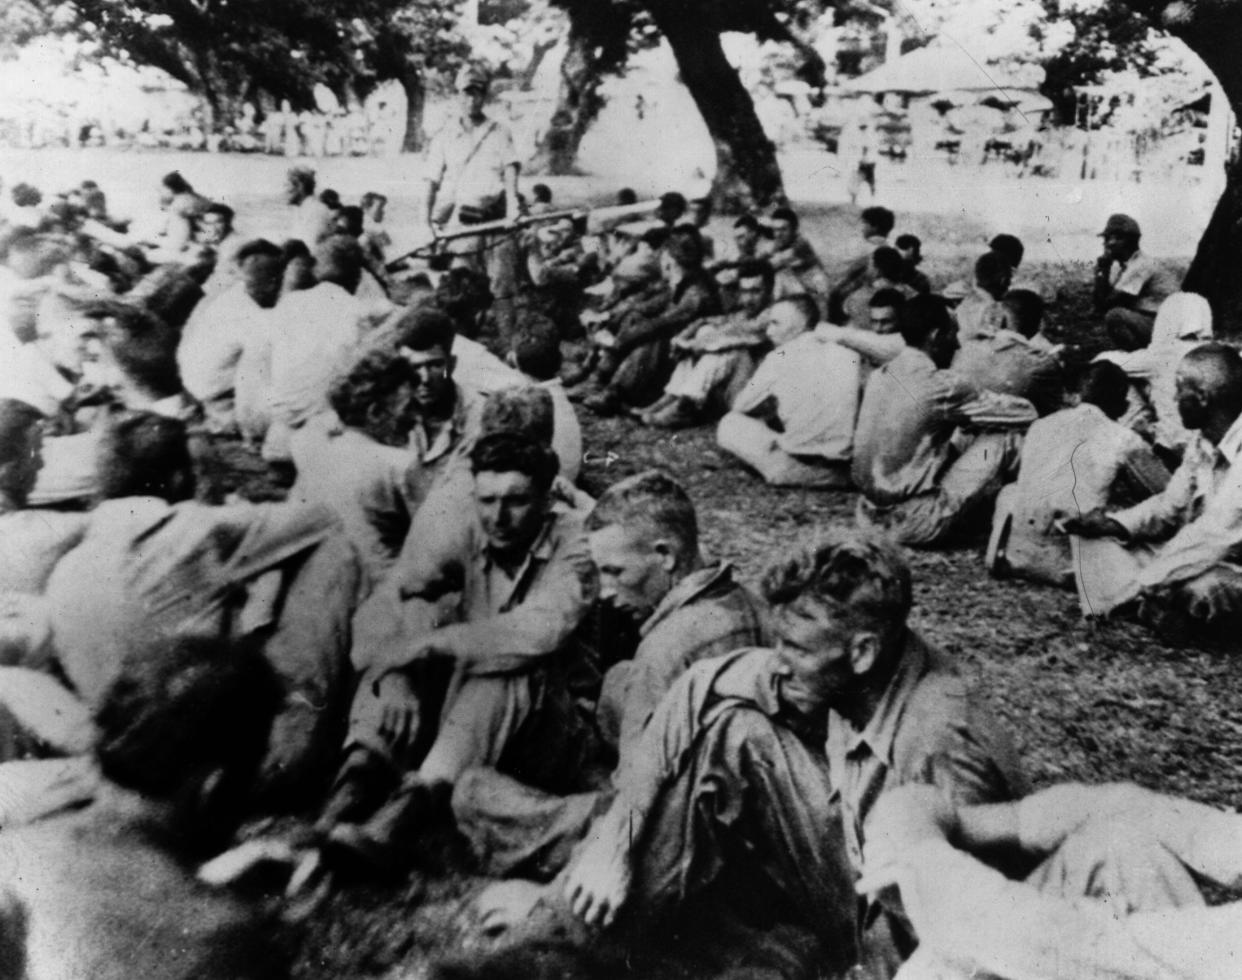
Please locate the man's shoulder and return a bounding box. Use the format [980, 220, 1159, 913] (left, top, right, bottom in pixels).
[644, 578, 764, 652]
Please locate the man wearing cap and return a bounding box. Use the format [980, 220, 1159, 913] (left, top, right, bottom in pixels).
[1094, 213, 1178, 351]
[424, 64, 522, 334]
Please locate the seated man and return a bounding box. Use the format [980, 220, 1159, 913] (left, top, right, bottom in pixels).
[1093, 213, 1178, 351]
[177, 238, 282, 429]
[525, 217, 587, 337]
[490, 533, 1021, 977]
[289, 347, 421, 591]
[859, 781, 1242, 980]
[953, 250, 1011, 341]
[44, 411, 362, 803]
[817, 287, 906, 369]
[988, 362, 1169, 588]
[318, 433, 597, 873]
[827, 205, 894, 324]
[450, 471, 768, 880]
[709, 214, 772, 309]
[508, 314, 582, 484]
[840, 246, 916, 331]
[853, 295, 1036, 548]
[767, 206, 831, 306]
[1064, 343, 1242, 633]
[895, 233, 931, 294]
[952, 284, 1064, 417]
[585, 232, 720, 414]
[0, 634, 298, 978]
[264, 234, 391, 461]
[718, 294, 862, 488]
[639, 261, 774, 429]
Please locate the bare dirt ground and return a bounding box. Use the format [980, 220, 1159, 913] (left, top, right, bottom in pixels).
[11, 148, 1237, 977]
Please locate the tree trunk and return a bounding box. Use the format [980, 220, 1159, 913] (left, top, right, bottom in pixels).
[529, 21, 605, 175]
[1134, 1, 1242, 336]
[648, 3, 785, 211]
[400, 69, 427, 153]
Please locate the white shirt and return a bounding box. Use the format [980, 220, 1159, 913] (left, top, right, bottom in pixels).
[424, 114, 519, 219]
[177, 283, 270, 402]
[733, 327, 863, 462]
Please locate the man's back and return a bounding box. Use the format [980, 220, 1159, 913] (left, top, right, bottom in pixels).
[852, 347, 976, 503]
[178, 282, 267, 402]
[953, 330, 1063, 417]
[268, 282, 364, 427]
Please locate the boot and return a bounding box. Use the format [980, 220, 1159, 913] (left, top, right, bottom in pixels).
[324, 776, 451, 879]
[314, 747, 396, 836]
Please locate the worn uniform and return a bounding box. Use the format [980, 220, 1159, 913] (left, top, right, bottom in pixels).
[177, 280, 272, 425]
[347, 502, 597, 789]
[953, 286, 1007, 341]
[662, 310, 769, 413]
[1075, 414, 1242, 622]
[44, 497, 362, 801]
[719, 327, 863, 488]
[1102, 249, 1179, 351]
[952, 327, 1065, 417]
[989, 402, 1168, 587]
[770, 234, 832, 307]
[853, 347, 1035, 546]
[452, 563, 767, 880]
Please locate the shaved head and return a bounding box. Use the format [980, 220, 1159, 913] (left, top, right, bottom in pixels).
[1175, 342, 1242, 435]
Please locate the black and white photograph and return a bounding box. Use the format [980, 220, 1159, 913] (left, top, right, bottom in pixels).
[0, 0, 1240, 976]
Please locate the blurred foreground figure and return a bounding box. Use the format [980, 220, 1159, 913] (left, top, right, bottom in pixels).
[0, 635, 295, 979]
[859, 782, 1242, 980]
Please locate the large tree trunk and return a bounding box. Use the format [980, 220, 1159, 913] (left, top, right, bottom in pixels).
[1135, 0, 1242, 336]
[400, 69, 427, 153]
[648, 3, 785, 211]
[529, 21, 605, 175]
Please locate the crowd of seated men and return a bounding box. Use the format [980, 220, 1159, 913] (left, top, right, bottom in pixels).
[0, 167, 1237, 980]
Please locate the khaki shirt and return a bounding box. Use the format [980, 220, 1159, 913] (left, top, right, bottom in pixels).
[425, 114, 519, 220]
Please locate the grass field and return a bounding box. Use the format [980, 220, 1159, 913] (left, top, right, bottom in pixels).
[8, 147, 1237, 978]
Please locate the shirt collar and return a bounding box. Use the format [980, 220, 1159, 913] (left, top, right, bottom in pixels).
[1216, 414, 1242, 465]
[641, 562, 732, 638]
[838, 629, 929, 765]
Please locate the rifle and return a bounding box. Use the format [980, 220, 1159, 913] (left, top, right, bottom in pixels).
[384, 199, 660, 273]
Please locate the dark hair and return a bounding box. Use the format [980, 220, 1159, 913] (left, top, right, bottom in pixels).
[336, 205, 365, 238]
[203, 202, 234, 226]
[895, 233, 921, 253]
[236, 238, 284, 263]
[287, 167, 316, 194]
[130, 265, 204, 333]
[512, 314, 562, 380]
[11, 183, 42, 208]
[319, 188, 342, 210]
[97, 410, 194, 501]
[761, 530, 911, 636]
[94, 634, 278, 852]
[640, 226, 670, 252]
[734, 214, 761, 232]
[161, 171, 192, 195]
[0, 399, 42, 500]
[736, 259, 775, 295]
[361, 191, 387, 210]
[659, 192, 687, 215]
[862, 206, 895, 236]
[481, 387, 555, 448]
[469, 432, 558, 493]
[616, 187, 638, 206]
[1081, 361, 1130, 418]
[899, 293, 954, 348]
[869, 287, 907, 311]
[281, 238, 312, 262]
[662, 232, 703, 271]
[1002, 289, 1044, 338]
[975, 250, 1012, 289]
[90, 301, 183, 397]
[989, 233, 1025, 270]
[770, 206, 799, 230]
[312, 234, 365, 287]
[1183, 342, 1242, 413]
[390, 305, 456, 354]
[531, 183, 553, 204]
[329, 348, 416, 446]
[434, 266, 492, 335]
[586, 470, 698, 562]
[872, 245, 905, 281]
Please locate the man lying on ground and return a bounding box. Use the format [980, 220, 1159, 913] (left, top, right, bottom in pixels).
[853, 294, 1036, 547]
[987, 361, 1169, 588]
[1064, 342, 1242, 636]
[638, 260, 775, 429]
[718, 294, 863, 488]
[858, 780, 1242, 980]
[317, 432, 597, 875]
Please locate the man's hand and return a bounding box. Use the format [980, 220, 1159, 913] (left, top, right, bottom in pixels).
[856, 785, 956, 895]
[376, 672, 419, 751]
[563, 819, 633, 929]
[1059, 509, 1127, 540]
